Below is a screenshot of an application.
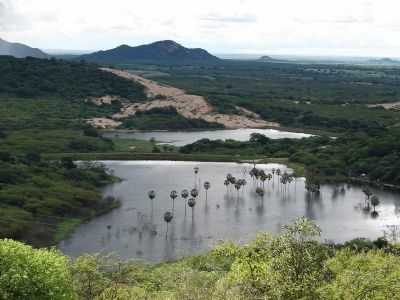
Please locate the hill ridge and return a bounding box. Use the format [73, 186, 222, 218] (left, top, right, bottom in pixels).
[80, 40, 219, 63]
[0, 38, 48, 59]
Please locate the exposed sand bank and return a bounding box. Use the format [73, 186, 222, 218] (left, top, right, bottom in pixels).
[86, 68, 279, 129]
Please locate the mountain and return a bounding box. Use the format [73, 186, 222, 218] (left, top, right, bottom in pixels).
[80, 40, 219, 63]
[0, 38, 48, 59]
[259, 55, 274, 61]
[367, 57, 400, 65]
[257, 55, 287, 63]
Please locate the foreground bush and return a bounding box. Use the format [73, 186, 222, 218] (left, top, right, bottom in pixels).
[1, 219, 400, 299]
[0, 239, 75, 300]
[319, 250, 400, 299]
[211, 217, 332, 299]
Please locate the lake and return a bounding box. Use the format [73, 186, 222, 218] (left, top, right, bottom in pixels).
[102, 128, 313, 146]
[59, 161, 400, 262]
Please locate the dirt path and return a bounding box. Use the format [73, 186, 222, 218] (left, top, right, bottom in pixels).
[87, 68, 279, 129]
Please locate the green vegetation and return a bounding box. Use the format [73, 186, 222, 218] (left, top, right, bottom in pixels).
[112, 138, 158, 153]
[1, 218, 400, 299]
[118, 60, 400, 132]
[0, 153, 119, 246]
[0, 57, 146, 155]
[121, 107, 223, 130]
[180, 130, 400, 185]
[0, 239, 74, 300]
[0, 129, 114, 154]
[0, 56, 145, 100]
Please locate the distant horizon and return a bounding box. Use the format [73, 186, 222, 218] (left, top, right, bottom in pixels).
[43, 45, 400, 61]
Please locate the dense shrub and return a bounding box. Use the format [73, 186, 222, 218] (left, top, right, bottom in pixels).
[0, 239, 75, 300]
[319, 250, 400, 299]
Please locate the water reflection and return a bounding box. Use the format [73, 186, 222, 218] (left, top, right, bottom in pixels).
[59, 161, 400, 262]
[103, 128, 313, 147]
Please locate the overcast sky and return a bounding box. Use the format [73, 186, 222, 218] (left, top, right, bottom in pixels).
[1, 0, 400, 57]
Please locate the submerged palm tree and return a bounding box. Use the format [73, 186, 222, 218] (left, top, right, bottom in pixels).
[190, 188, 199, 198]
[267, 173, 272, 183]
[188, 198, 196, 218]
[256, 187, 265, 198]
[224, 179, 230, 191]
[148, 190, 156, 201]
[260, 171, 267, 188]
[276, 169, 281, 186]
[181, 189, 189, 216]
[362, 187, 373, 208]
[163, 211, 173, 238]
[170, 190, 178, 210]
[148, 190, 156, 214]
[204, 181, 211, 201]
[241, 179, 247, 188]
[234, 182, 241, 200]
[194, 166, 200, 187]
[272, 168, 276, 183]
[370, 195, 380, 212]
[237, 178, 246, 191]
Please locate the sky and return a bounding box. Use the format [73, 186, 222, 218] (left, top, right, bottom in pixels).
[1, 0, 400, 57]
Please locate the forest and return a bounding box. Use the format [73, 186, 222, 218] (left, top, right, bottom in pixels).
[0, 56, 146, 100]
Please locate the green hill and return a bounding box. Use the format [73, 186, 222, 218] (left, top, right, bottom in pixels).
[0, 56, 146, 100]
[80, 40, 220, 63]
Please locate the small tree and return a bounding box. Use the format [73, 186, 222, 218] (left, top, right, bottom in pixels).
[83, 126, 99, 137]
[25, 151, 41, 164]
[61, 156, 76, 169]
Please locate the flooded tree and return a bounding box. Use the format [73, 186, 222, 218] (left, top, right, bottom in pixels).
[190, 188, 199, 198]
[170, 190, 178, 210]
[188, 198, 196, 218]
[163, 211, 173, 238]
[181, 189, 189, 216]
[370, 195, 380, 213]
[204, 181, 211, 201]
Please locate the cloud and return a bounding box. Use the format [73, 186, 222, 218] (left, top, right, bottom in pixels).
[293, 15, 374, 25]
[0, 0, 30, 32]
[201, 13, 257, 24]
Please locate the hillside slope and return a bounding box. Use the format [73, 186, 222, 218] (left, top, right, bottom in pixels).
[0, 38, 48, 59]
[80, 40, 219, 63]
[0, 56, 146, 101]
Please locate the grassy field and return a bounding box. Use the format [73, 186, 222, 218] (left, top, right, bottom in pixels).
[112, 138, 156, 152]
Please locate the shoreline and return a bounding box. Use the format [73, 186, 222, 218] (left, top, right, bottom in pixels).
[100, 125, 335, 137]
[44, 152, 400, 192]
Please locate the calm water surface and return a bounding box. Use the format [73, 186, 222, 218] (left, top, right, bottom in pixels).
[59, 161, 400, 262]
[103, 128, 313, 146]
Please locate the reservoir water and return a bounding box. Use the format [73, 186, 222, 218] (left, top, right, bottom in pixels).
[59, 161, 400, 262]
[103, 128, 313, 147]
